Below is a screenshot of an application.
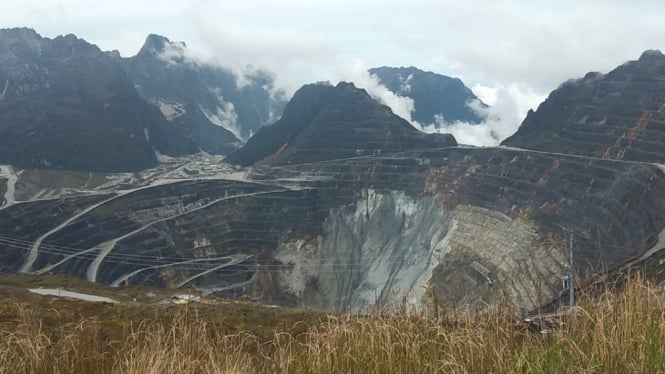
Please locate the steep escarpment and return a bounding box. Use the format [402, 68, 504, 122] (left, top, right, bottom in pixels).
[419, 147, 665, 272]
[503, 50, 665, 163]
[0, 28, 197, 172]
[225, 82, 457, 166]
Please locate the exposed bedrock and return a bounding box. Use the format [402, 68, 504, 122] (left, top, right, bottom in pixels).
[267, 191, 565, 313]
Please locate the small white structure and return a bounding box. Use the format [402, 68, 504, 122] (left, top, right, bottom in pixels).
[171, 294, 200, 305]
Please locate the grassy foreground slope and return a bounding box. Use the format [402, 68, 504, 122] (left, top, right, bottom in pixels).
[1, 275, 664, 373]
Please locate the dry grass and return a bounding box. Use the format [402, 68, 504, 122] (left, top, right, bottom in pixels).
[2, 275, 665, 373]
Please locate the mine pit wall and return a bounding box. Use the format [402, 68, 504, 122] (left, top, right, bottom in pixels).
[4, 147, 665, 313]
[266, 191, 567, 314]
[418, 148, 665, 278]
[249, 148, 665, 313]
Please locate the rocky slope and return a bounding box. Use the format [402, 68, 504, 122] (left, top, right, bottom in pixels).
[118, 34, 287, 152]
[0, 28, 197, 172]
[370, 66, 486, 125]
[503, 50, 665, 163]
[224, 82, 457, 166]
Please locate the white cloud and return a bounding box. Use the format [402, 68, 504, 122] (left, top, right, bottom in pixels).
[471, 84, 498, 106]
[187, 2, 337, 95]
[201, 91, 244, 141]
[427, 0, 665, 93]
[416, 84, 546, 146]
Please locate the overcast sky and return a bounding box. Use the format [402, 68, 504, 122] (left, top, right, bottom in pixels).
[2, 0, 664, 145]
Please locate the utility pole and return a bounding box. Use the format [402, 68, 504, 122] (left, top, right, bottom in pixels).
[568, 231, 575, 307]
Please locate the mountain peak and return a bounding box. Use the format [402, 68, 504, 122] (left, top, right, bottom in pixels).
[0, 28, 43, 54]
[369, 66, 485, 125]
[225, 80, 456, 166]
[137, 34, 186, 58]
[335, 81, 358, 90]
[639, 49, 664, 61]
[0, 28, 197, 171]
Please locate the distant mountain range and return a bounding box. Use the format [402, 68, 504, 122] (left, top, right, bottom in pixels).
[0, 28, 485, 172]
[0, 28, 287, 171]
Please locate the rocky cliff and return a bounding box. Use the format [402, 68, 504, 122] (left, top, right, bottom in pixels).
[119, 34, 287, 152]
[0, 28, 197, 172]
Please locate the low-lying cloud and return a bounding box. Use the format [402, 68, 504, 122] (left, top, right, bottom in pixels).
[336, 59, 416, 123]
[415, 83, 545, 146]
[333, 60, 545, 147]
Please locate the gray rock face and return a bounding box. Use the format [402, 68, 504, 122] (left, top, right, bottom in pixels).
[0, 28, 197, 172]
[274, 191, 455, 312]
[271, 192, 565, 313]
